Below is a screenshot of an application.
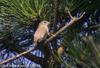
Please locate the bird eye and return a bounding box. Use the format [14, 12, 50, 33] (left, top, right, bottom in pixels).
[44, 21, 47, 23]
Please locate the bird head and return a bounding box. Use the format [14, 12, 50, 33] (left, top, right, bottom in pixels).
[39, 20, 50, 26]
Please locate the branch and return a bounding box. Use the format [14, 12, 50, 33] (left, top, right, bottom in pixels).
[0, 48, 35, 65]
[0, 40, 44, 65]
[0, 11, 85, 65]
[45, 12, 85, 44]
[67, 10, 73, 19]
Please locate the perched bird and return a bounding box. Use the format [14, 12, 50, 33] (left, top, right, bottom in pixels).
[33, 20, 50, 46]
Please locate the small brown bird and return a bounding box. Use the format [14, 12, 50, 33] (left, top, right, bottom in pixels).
[34, 20, 50, 46]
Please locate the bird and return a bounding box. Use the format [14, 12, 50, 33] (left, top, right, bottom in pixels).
[33, 20, 50, 46]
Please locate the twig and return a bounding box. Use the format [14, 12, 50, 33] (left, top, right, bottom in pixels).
[67, 10, 73, 19]
[0, 11, 85, 65]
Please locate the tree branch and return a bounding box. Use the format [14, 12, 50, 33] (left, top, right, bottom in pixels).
[0, 40, 45, 65]
[44, 12, 85, 44]
[0, 11, 85, 65]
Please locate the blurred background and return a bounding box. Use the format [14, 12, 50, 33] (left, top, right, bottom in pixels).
[0, 0, 100, 68]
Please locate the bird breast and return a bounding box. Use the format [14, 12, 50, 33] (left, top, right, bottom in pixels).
[34, 25, 48, 42]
